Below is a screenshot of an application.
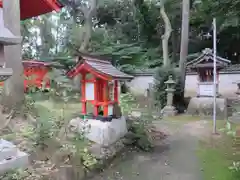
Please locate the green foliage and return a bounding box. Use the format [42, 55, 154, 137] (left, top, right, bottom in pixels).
[34, 108, 56, 149]
[153, 66, 182, 110]
[0, 169, 30, 180]
[127, 114, 154, 151]
[119, 92, 154, 151]
[61, 133, 98, 170]
[119, 92, 136, 115]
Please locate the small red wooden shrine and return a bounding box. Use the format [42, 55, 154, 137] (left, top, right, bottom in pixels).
[0, 0, 63, 20]
[0, 60, 52, 91]
[23, 60, 52, 91]
[0, 0, 63, 91]
[67, 53, 133, 117]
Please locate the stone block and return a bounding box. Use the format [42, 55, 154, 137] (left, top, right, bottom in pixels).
[0, 150, 29, 174]
[69, 116, 128, 147]
[229, 112, 240, 124]
[0, 139, 17, 161]
[187, 97, 227, 118]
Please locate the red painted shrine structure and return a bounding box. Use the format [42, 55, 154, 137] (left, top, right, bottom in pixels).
[0, 0, 63, 20]
[0, 0, 63, 91]
[187, 48, 230, 96]
[0, 61, 52, 91]
[23, 61, 52, 91]
[67, 54, 133, 117]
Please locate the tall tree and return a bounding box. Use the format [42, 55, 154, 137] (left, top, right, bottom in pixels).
[159, 1, 172, 67]
[2, 0, 24, 111]
[179, 0, 190, 95]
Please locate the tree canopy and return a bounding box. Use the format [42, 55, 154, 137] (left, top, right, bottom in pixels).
[21, 0, 240, 71]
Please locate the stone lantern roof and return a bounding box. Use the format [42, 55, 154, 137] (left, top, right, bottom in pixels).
[0, 8, 22, 45]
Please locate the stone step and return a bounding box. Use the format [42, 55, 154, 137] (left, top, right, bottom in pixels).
[0, 139, 17, 161]
[0, 150, 29, 174]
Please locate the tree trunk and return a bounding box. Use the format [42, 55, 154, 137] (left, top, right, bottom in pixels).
[179, 0, 190, 97]
[40, 14, 52, 59]
[78, 0, 97, 51]
[171, 18, 179, 64]
[73, 0, 97, 91]
[2, 0, 24, 111]
[160, 4, 172, 67]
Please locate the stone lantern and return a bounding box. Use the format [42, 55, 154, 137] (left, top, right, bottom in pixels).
[161, 75, 177, 116]
[0, 8, 22, 81]
[0, 8, 28, 174]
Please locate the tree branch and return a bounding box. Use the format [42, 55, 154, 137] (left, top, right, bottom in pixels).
[160, 4, 172, 67]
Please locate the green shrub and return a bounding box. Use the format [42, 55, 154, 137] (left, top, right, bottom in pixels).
[119, 92, 136, 115]
[126, 113, 154, 151]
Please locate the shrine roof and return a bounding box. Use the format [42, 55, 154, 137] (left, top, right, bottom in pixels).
[187, 48, 231, 68]
[67, 53, 134, 80]
[22, 60, 52, 66]
[0, 0, 63, 20]
[130, 68, 157, 76]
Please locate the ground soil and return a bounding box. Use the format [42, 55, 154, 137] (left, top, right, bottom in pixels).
[89, 118, 211, 180]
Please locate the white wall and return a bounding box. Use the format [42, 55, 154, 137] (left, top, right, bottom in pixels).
[185, 73, 240, 97]
[128, 73, 240, 98]
[184, 74, 198, 97]
[127, 76, 154, 95]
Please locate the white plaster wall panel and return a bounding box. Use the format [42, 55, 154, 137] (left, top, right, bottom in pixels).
[108, 104, 113, 115]
[184, 73, 240, 97]
[184, 74, 198, 97]
[128, 73, 240, 98]
[86, 82, 94, 100]
[127, 76, 154, 95]
[218, 74, 239, 96]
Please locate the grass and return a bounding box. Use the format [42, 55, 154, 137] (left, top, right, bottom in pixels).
[34, 99, 82, 119]
[197, 127, 240, 180]
[198, 141, 235, 180]
[164, 115, 203, 122]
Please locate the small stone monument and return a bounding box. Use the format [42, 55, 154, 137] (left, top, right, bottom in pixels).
[161, 75, 177, 116]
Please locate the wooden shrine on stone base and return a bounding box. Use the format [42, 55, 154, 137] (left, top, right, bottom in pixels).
[186, 48, 230, 117]
[187, 48, 230, 97]
[68, 53, 133, 146]
[67, 53, 133, 120]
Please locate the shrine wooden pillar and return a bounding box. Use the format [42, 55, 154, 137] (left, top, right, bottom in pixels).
[93, 77, 98, 116]
[81, 73, 87, 115]
[114, 80, 118, 103]
[103, 80, 108, 117]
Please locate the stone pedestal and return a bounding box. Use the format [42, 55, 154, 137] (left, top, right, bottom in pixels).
[69, 116, 128, 147]
[0, 139, 29, 174]
[161, 105, 177, 116]
[187, 97, 227, 117]
[229, 112, 240, 124]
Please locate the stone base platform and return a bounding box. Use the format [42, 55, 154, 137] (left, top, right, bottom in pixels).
[69, 116, 128, 147]
[187, 97, 227, 118]
[161, 105, 177, 117]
